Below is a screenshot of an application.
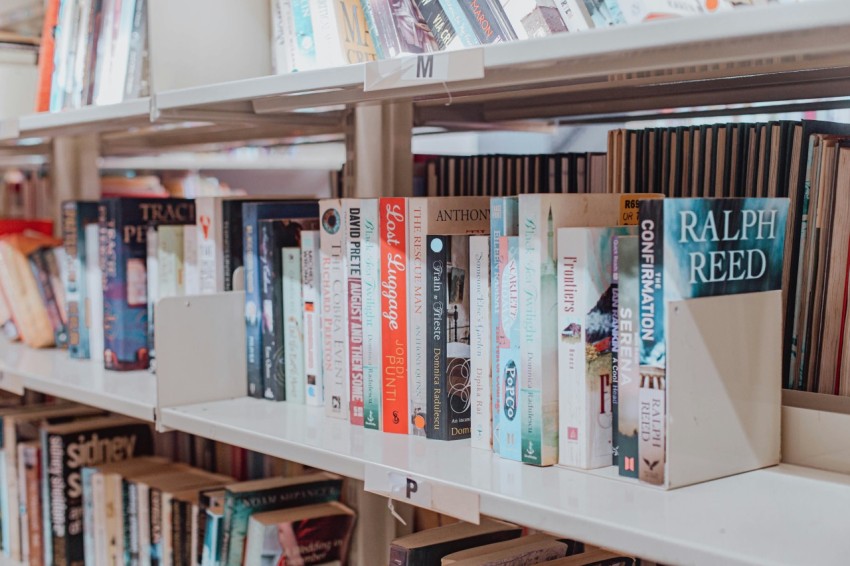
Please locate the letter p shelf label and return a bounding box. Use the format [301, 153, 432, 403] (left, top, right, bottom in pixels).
[363, 49, 485, 92]
[364, 464, 480, 523]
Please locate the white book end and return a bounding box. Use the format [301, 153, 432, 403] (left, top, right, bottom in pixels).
[664, 290, 782, 489]
[154, 292, 246, 427]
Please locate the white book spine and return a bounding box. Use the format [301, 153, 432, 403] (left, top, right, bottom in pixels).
[157, 225, 184, 299]
[308, 0, 344, 68]
[92, 473, 108, 566]
[197, 198, 223, 295]
[552, 0, 592, 31]
[271, 0, 293, 74]
[183, 223, 200, 295]
[469, 236, 492, 450]
[301, 231, 324, 406]
[407, 199, 427, 435]
[138, 484, 151, 566]
[361, 201, 382, 430]
[282, 248, 306, 404]
[86, 223, 104, 363]
[320, 199, 350, 419]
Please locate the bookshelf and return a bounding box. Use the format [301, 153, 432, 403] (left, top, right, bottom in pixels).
[1, 2, 850, 564]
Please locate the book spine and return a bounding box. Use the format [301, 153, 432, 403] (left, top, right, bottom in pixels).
[301, 231, 324, 406]
[334, 0, 378, 63]
[611, 236, 620, 467]
[243, 206, 264, 398]
[456, 0, 515, 43]
[271, 0, 293, 73]
[183, 220, 200, 295]
[137, 484, 150, 566]
[446, 236, 472, 441]
[347, 203, 365, 424]
[126, 482, 140, 566]
[309, 0, 344, 68]
[150, 488, 164, 566]
[45, 433, 68, 566]
[24, 445, 43, 566]
[106, 475, 123, 566]
[380, 197, 409, 433]
[361, 202, 382, 430]
[81, 468, 96, 566]
[30, 250, 69, 348]
[357, 0, 385, 59]
[222, 203, 238, 293]
[259, 221, 285, 400]
[282, 248, 306, 404]
[196, 198, 221, 294]
[157, 226, 184, 299]
[497, 236, 521, 461]
[16, 446, 29, 563]
[122, 0, 145, 98]
[407, 199, 428, 436]
[426, 235, 448, 439]
[63, 203, 85, 358]
[146, 227, 158, 363]
[291, 0, 319, 69]
[437, 0, 480, 47]
[86, 223, 104, 363]
[40, 429, 51, 565]
[0, 450, 9, 557]
[469, 235, 491, 450]
[552, 0, 592, 31]
[638, 202, 665, 486]
[320, 200, 350, 419]
[413, 0, 461, 50]
[519, 198, 558, 466]
[93, 473, 108, 566]
[617, 237, 640, 478]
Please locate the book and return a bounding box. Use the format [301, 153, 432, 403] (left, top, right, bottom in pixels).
[41, 416, 154, 566]
[243, 501, 355, 566]
[243, 201, 319, 398]
[196, 196, 261, 295]
[361, 201, 382, 430]
[637, 197, 789, 485]
[346, 202, 366, 424]
[469, 235, 491, 450]
[157, 225, 185, 299]
[29, 248, 69, 349]
[456, 0, 517, 43]
[615, 236, 640, 478]
[364, 0, 439, 57]
[319, 199, 350, 418]
[546, 548, 636, 565]
[200, 492, 224, 566]
[309, 0, 347, 67]
[146, 226, 159, 367]
[499, 0, 568, 39]
[183, 220, 200, 295]
[36, 0, 61, 111]
[440, 533, 572, 564]
[300, 231, 324, 407]
[85, 223, 104, 364]
[408, 197, 490, 437]
[220, 472, 343, 566]
[518, 193, 658, 467]
[334, 0, 378, 63]
[389, 518, 521, 565]
[19, 442, 42, 566]
[413, 0, 464, 51]
[611, 235, 621, 467]
[557, 226, 636, 470]
[282, 248, 306, 404]
[98, 198, 195, 371]
[495, 235, 521, 461]
[426, 235, 472, 440]
[62, 201, 100, 359]
[435, 0, 481, 46]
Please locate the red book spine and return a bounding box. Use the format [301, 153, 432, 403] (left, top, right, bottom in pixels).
[380, 198, 408, 434]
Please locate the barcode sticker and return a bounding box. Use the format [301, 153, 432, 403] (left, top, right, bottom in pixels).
[363, 49, 485, 92]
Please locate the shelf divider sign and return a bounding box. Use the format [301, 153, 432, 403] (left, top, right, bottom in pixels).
[364, 463, 480, 523]
[363, 49, 485, 92]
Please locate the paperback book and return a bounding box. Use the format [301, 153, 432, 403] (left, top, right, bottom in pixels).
[300, 231, 324, 406]
[319, 199, 349, 419]
[361, 201, 382, 430]
[469, 235, 491, 450]
[615, 236, 640, 478]
[282, 248, 305, 404]
[62, 201, 99, 359]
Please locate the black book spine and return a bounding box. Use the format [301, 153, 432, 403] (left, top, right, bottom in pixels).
[259, 220, 286, 400]
[413, 0, 457, 50]
[45, 432, 69, 566]
[222, 201, 245, 293]
[426, 235, 448, 439]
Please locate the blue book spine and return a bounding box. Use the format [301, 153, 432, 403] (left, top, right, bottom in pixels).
[357, 0, 386, 59]
[242, 201, 319, 398]
[81, 467, 97, 564]
[438, 0, 481, 47]
[291, 0, 319, 69]
[63, 201, 100, 359]
[40, 428, 52, 565]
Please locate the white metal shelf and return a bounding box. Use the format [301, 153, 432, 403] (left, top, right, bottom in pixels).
[0, 340, 156, 422]
[17, 97, 152, 138]
[159, 396, 850, 566]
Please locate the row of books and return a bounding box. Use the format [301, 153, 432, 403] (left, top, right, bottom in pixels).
[36, 0, 148, 112]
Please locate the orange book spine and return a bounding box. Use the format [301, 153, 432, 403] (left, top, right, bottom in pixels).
[35, 0, 61, 112]
[380, 198, 408, 433]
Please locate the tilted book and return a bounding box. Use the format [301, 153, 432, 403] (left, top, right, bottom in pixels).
[637, 197, 789, 485]
[99, 198, 195, 371]
[615, 236, 641, 479]
[469, 235, 491, 450]
[361, 201, 382, 430]
[334, 0, 378, 63]
[300, 231, 324, 407]
[282, 248, 305, 404]
[30, 248, 69, 348]
[62, 200, 99, 359]
[364, 0, 439, 57]
[319, 199, 349, 419]
[389, 518, 521, 565]
[557, 226, 636, 470]
[455, 0, 517, 43]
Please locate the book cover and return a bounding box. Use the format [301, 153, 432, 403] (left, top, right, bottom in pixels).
[221, 473, 343, 566]
[85, 223, 104, 369]
[557, 226, 636, 470]
[300, 231, 324, 407]
[426, 235, 472, 440]
[408, 197, 490, 437]
[62, 201, 99, 359]
[0, 235, 58, 349]
[361, 201, 382, 430]
[389, 518, 521, 565]
[282, 248, 306, 404]
[469, 235, 491, 450]
[243, 502, 355, 566]
[637, 197, 788, 485]
[335, 0, 378, 63]
[616, 236, 640, 478]
[489, 196, 518, 456]
[380, 198, 409, 434]
[413, 0, 463, 50]
[271, 0, 298, 74]
[499, 0, 568, 39]
[518, 194, 658, 467]
[29, 248, 69, 348]
[99, 198, 195, 371]
[41, 417, 154, 566]
[455, 0, 516, 43]
[366, 0, 439, 56]
[309, 0, 347, 67]
[319, 199, 349, 419]
[346, 203, 365, 424]
[243, 201, 318, 398]
[496, 235, 521, 461]
[435, 0, 481, 46]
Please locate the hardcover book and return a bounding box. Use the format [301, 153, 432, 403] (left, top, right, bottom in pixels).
[98, 198, 195, 371]
[389, 518, 521, 565]
[408, 197, 490, 437]
[361, 201, 382, 430]
[557, 226, 636, 470]
[469, 235, 491, 450]
[615, 236, 640, 479]
[243, 201, 318, 398]
[243, 502, 355, 566]
[518, 193, 658, 467]
[319, 199, 349, 419]
[41, 416, 154, 566]
[62, 200, 99, 359]
[637, 197, 788, 485]
[282, 248, 305, 404]
[220, 473, 343, 566]
[300, 231, 324, 407]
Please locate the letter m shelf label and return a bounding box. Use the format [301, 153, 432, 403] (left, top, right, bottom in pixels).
[363, 49, 485, 92]
[364, 463, 480, 523]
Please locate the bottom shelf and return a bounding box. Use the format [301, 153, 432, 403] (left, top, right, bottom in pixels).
[160, 397, 850, 566]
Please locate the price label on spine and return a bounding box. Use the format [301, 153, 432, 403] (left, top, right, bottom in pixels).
[364, 464, 480, 523]
[363, 49, 485, 92]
